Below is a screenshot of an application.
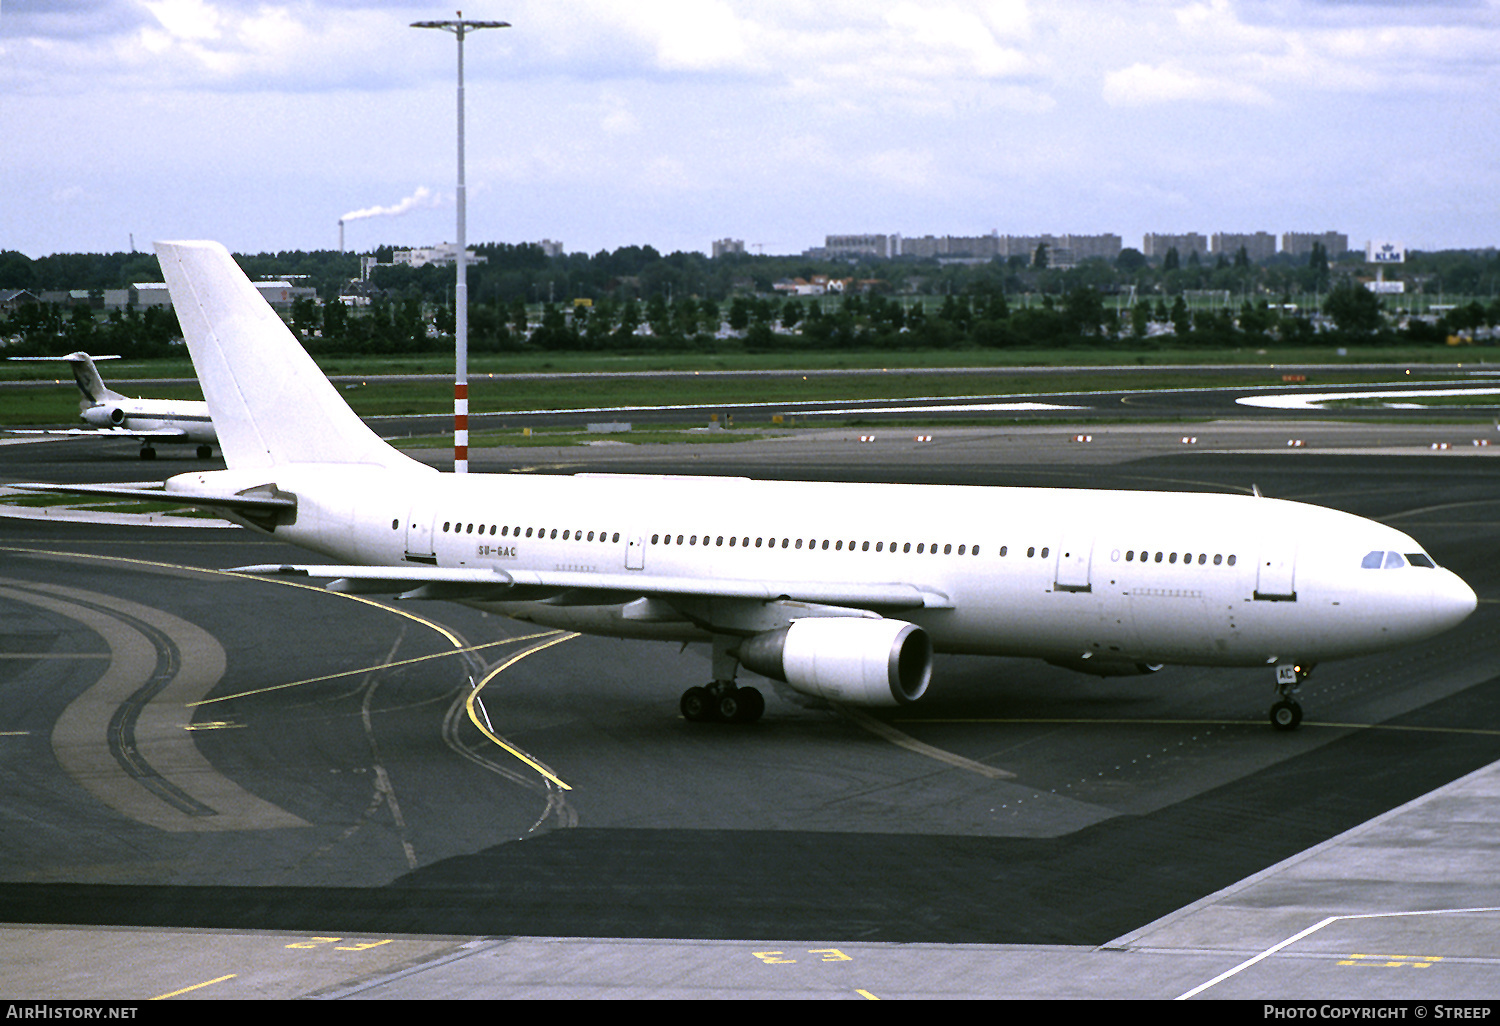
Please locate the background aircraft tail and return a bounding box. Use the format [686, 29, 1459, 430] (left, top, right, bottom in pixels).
[61, 353, 123, 409]
[8, 352, 123, 409]
[154, 240, 421, 472]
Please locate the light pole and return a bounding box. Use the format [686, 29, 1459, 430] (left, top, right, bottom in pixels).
[412, 13, 509, 474]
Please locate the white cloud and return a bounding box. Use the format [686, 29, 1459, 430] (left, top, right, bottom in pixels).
[3, 1, 1500, 256]
[1102, 62, 1272, 107]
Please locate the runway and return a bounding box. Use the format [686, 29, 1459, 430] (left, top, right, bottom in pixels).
[2, 420, 1500, 999]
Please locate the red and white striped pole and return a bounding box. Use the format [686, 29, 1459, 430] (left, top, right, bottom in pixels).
[412, 14, 509, 474]
[454, 381, 468, 471]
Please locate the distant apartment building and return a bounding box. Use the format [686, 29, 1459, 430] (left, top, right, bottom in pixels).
[1211, 232, 1277, 263]
[712, 238, 745, 258]
[1282, 231, 1349, 259]
[825, 234, 895, 259]
[996, 234, 1123, 267]
[897, 232, 1121, 266]
[899, 233, 1002, 260]
[538, 239, 565, 258]
[1143, 233, 1209, 261]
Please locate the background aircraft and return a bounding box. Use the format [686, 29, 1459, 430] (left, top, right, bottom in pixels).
[7, 352, 216, 459]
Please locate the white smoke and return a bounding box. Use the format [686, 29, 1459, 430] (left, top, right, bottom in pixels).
[340, 186, 440, 222]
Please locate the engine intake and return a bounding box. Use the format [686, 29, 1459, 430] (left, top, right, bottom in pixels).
[736, 618, 932, 707]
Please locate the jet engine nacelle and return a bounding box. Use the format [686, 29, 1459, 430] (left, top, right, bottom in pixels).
[1046, 656, 1165, 677]
[736, 618, 932, 707]
[82, 405, 126, 428]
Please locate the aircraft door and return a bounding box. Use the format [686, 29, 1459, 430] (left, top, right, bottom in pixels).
[404, 498, 438, 564]
[625, 534, 645, 570]
[1254, 543, 1297, 601]
[1054, 532, 1093, 593]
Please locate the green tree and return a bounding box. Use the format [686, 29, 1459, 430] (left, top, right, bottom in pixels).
[1323, 281, 1383, 336]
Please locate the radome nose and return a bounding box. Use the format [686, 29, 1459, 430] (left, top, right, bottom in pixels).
[1433, 570, 1478, 631]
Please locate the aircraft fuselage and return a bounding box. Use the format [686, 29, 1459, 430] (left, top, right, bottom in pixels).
[176, 462, 1477, 673]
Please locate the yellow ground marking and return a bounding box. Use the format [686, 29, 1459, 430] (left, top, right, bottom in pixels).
[150, 973, 237, 999]
[466, 631, 580, 791]
[1338, 954, 1443, 968]
[1, 545, 470, 649]
[840, 705, 1014, 779]
[856, 989, 881, 1000]
[187, 631, 558, 708]
[4, 544, 577, 789]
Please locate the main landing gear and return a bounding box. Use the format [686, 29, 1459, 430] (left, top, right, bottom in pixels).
[680, 635, 766, 724]
[680, 682, 765, 724]
[1269, 661, 1312, 731]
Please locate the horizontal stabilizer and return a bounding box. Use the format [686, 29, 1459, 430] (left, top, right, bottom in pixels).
[7, 354, 122, 362]
[9, 481, 295, 511]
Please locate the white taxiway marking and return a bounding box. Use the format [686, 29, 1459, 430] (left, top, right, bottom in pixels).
[1237, 387, 1500, 410]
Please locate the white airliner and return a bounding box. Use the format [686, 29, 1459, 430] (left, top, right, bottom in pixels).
[17, 241, 1478, 730]
[8, 352, 216, 459]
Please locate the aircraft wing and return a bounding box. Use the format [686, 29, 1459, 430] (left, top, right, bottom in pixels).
[231, 562, 953, 610]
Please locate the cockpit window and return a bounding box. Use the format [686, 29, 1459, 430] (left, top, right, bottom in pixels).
[1362, 549, 1435, 569]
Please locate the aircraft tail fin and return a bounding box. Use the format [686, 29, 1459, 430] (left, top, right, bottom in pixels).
[59, 353, 124, 407]
[154, 240, 423, 473]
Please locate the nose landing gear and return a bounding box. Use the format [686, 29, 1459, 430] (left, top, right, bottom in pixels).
[1269, 662, 1312, 731]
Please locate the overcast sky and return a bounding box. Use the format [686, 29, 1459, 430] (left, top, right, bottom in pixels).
[3, 0, 1498, 259]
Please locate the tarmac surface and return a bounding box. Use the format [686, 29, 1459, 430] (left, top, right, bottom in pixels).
[2, 415, 1499, 1002]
